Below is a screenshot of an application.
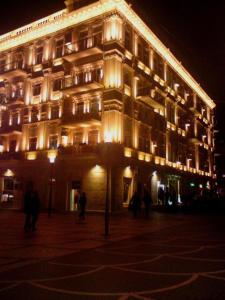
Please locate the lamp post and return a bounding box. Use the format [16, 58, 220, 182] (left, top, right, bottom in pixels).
[104, 142, 111, 237]
[48, 155, 56, 217]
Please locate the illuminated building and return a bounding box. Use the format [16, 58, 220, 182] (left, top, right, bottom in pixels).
[0, 0, 215, 210]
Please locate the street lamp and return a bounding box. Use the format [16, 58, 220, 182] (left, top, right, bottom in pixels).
[48, 154, 56, 217]
[104, 142, 111, 237]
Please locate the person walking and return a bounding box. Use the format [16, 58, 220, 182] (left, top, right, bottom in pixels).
[129, 191, 141, 218]
[24, 182, 40, 232]
[78, 191, 87, 221]
[143, 188, 152, 219]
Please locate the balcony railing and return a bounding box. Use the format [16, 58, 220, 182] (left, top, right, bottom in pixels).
[0, 151, 22, 160]
[63, 33, 103, 62]
[58, 144, 99, 156]
[62, 111, 101, 127]
[0, 123, 22, 135]
[0, 60, 27, 79]
[62, 69, 103, 94]
[137, 87, 165, 110]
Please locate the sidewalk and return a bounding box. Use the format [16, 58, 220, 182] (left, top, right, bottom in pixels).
[1, 211, 225, 299]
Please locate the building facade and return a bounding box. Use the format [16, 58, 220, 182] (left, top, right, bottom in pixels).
[0, 0, 215, 211]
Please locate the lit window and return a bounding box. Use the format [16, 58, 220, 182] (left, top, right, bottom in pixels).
[29, 137, 37, 151]
[33, 84, 41, 96]
[36, 46, 43, 64]
[49, 135, 58, 149]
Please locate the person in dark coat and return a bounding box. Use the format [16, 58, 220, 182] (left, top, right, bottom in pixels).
[78, 192, 87, 221]
[129, 191, 141, 218]
[24, 182, 40, 231]
[143, 188, 152, 218]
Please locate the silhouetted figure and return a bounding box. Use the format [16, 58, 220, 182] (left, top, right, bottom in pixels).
[129, 192, 141, 218]
[78, 192, 87, 220]
[24, 182, 40, 232]
[165, 187, 171, 208]
[143, 189, 152, 218]
[158, 187, 165, 206]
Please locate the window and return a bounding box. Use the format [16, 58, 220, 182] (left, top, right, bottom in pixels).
[90, 99, 99, 113]
[55, 39, 64, 58]
[33, 84, 41, 96]
[77, 102, 84, 114]
[65, 31, 72, 44]
[9, 140, 17, 152]
[73, 132, 83, 145]
[125, 27, 132, 52]
[53, 78, 63, 91]
[49, 135, 58, 149]
[124, 118, 132, 148]
[36, 46, 43, 64]
[153, 52, 164, 79]
[124, 69, 132, 87]
[79, 30, 88, 50]
[29, 137, 37, 151]
[88, 130, 99, 145]
[0, 59, 6, 72]
[12, 114, 18, 126]
[51, 106, 59, 119]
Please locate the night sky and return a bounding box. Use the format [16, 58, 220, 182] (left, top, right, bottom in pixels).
[0, 0, 224, 131]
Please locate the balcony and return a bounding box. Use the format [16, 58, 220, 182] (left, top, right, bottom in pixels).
[0, 60, 27, 80]
[63, 34, 103, 63]
[189, 106, 201, 117]
[0, 124, 22, 136]
[58, 144, 99, 156]
[62, 70, 103, 95]
[62, 111, 101, 128]
[188, 136, 202, 145]
[137, 87, 164, 110]
[0, 151, 22, 160]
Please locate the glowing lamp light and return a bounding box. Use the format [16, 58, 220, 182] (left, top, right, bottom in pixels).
[48, 151, 57, 163]
[152, 171, 157, 176]
[27, 152, 37, 160]
[0, 144, 3, 153]
[49, 155, 56, 164]
[4, 169, 15, 177]
[124, 148, 132, 158]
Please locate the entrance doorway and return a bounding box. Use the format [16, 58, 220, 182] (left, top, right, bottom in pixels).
[69, 180, 82, 211]
[0, 177, 22, 209]
[123, 177, 132, 205]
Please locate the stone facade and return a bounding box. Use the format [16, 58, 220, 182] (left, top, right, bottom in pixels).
[0, 0, 215, 211]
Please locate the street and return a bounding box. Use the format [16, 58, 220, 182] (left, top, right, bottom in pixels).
[0, 210, 225, 299]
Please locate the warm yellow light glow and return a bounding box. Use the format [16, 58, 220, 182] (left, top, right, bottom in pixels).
[48, 151, 57, 163]
[155, 157, 160, 164]
[138, 152, 144, 161]
[38, 133, 44, 150]
[0, 144, 4, 153]
[27, 152, 37, 160]
[145, 154, 151, 162]
[0, 0, 215, 108]
[4, 169, 15, 177]
[124, 147, 132, 158]
[104, 55, 122, 88]
[89, 164, 104, 178]
[124, 166, 132, 178]
[62, 135, 68, 146]
[104, 14, 123, 41]
[103, 111, 122, 143]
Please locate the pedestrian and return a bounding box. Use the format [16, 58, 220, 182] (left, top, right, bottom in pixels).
[143, 188, 152, 218]
[158, 187, 165, 206]
[129, 191, 141, 218]
[24, 182, 40, 232]
[165, 186, 171, 208]
[78, 191, 87, 221]
[74, 190, 80, 211]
